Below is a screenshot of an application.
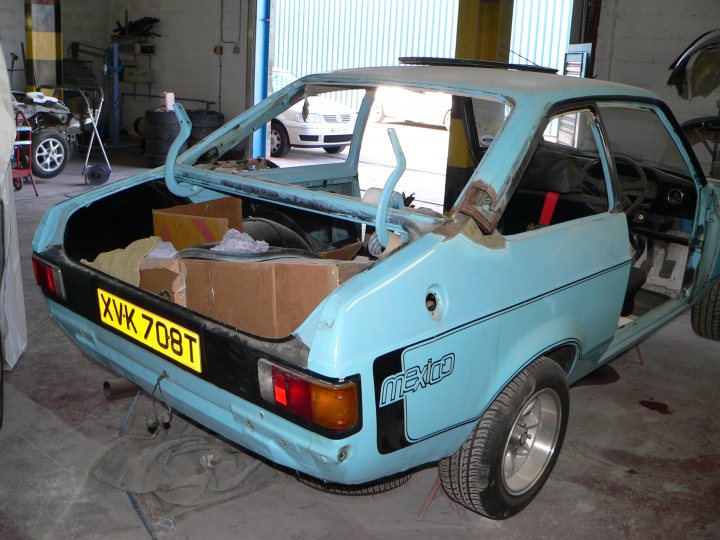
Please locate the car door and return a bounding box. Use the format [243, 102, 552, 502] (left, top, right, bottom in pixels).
[461, 106, 631, 388]
[595, 101, 718, 301]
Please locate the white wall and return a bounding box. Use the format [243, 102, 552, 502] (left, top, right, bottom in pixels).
[108, 0, 249, 129]
[594, 0, 720, 125]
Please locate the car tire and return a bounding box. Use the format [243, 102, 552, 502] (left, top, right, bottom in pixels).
[187, 110, 225, 146]
[323, 145, 346, 154]
[691, 280, 720, 340]
[438, 356, 568, 519]
[32, 130, 70, 178]
[144, 139, 189, 168]
[297, 472, 411, 495]
[133, 116, 145, 136]
[144, 108, 181, 140]
[270, 120, 291, 157]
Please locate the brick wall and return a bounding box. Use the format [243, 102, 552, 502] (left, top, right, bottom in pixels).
[594, 0, 720, 125]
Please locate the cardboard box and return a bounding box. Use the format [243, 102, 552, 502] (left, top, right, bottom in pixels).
[153, 197, 243, 250]
[139, 257, 187, 306]
[183, 258, 367, 338]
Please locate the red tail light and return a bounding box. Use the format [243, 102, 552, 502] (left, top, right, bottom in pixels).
[272, 368, 313, 419]
[259, 359, 359, 431]
[32, 255, 66, 299]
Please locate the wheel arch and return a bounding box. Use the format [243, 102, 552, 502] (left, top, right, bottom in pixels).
[30, 113, 67, 130]
[540, 341, 580, 374]
[459, 336, 579, 435]
[496, 317, 584, 390]
[440, 337, 579, 458]
[490, 338, 578, 413]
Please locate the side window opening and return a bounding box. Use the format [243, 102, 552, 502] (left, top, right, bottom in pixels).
[356, 91, 509, 215]
[500, 109, 610, 235]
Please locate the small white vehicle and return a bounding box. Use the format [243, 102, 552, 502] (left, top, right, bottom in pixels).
[270, 69, 356, 157]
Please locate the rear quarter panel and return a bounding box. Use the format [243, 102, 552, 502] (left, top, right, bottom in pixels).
[304, 211, 630, 469]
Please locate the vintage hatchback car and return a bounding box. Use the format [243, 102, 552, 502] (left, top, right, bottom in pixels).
[33, 59, 720, 519]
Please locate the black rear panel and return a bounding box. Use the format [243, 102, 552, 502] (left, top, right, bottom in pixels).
[64, 181, 189, 261]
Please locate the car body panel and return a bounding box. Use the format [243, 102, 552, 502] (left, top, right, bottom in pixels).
[695, 179, 720, 287]
[667, 29, 720, 100]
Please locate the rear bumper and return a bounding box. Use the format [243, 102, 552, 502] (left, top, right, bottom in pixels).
[34, 244, 387, 483]
[47, 298, 363, 481]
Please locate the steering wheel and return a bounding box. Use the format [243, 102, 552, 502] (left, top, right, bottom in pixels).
[581, 155, 649, 216]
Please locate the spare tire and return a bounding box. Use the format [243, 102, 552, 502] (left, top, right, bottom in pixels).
[242, 217, 312, 251]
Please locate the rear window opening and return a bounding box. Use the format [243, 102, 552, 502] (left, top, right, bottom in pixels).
[188, 82, 511, 217]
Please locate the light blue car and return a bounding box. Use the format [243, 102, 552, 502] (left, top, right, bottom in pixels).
[33, 59, 720, 519]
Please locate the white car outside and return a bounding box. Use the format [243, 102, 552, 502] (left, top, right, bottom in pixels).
[270, 69, 356, 157]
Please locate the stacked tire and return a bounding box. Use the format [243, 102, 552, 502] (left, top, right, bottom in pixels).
[143, 109, 224, 168]
[144, 109, 185, 167]
[187, 110, 224, 146]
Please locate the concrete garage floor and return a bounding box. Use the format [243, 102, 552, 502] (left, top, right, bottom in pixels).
[2, 147, 720, 539]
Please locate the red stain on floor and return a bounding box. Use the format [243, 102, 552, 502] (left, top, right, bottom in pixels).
[638, 400, 673, 415]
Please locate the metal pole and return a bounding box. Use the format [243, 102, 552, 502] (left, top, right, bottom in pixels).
[251, 0, 271, 157]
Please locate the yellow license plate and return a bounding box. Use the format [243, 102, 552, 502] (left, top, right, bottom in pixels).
[97, 288, 202, 373]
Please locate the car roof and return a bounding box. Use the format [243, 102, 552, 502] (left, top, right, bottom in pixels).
[302, 65, 659, 104]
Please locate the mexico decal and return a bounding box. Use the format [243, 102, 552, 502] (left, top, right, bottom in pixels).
[378, 353, 455, 407]
[374, 345, 460, 454]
